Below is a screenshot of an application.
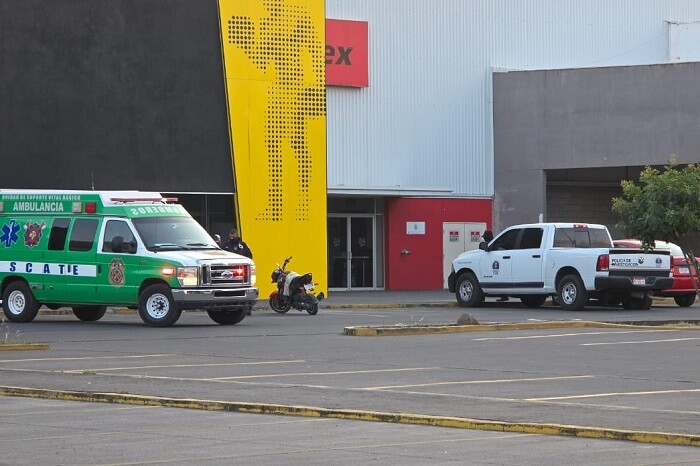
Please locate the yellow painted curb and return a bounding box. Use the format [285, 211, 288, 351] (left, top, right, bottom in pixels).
[0, 386, 696, 447]
[344, 321, 700, 336]
[0, 344, 50, 351]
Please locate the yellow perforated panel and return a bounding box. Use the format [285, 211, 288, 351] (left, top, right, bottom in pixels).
[219, 0, 327, 295]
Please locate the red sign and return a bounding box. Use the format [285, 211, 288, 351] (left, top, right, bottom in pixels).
[325, 19, 368, 88]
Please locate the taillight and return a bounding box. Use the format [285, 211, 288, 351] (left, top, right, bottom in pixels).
[596, 254, 609, 272]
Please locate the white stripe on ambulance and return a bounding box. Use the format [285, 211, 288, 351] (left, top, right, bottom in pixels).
[0, 261, 97, 277]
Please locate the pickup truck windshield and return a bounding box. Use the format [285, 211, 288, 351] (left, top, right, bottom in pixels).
[132, 216, 219, 251]
[553, 227, 612, 248]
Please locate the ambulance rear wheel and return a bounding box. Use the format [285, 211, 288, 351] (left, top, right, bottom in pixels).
[138, 284, 181, 327]
[2, 281, 40, 323]
[72, 306, 107, 322]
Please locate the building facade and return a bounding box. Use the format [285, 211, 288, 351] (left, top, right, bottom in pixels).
[3, 0, 700, 291]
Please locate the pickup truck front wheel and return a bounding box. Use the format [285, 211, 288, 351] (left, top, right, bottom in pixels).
[621, 294, 653, 310]
[455, 273, 483, 307]
[557, 274, 588, 311]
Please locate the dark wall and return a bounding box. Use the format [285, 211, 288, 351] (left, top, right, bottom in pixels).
[493, 62, 700, 230]
[0, 0, 234, 192]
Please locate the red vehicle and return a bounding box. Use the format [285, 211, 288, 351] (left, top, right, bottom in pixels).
[613, 239, 699, 307]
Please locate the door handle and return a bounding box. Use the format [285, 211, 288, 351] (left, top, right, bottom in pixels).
[532, 255, 541, 258]
[503, 256, 511, 259]
[96, 265, 101, 274]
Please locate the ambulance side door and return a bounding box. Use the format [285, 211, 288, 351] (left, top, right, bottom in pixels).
[95, 219, 141, 305]
[62, 218, 101, 304]
[41, 217, 71, 303]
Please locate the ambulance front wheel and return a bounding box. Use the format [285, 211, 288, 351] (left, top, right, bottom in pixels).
[138, 284, 182, 327]
[2, 281, 41, 323]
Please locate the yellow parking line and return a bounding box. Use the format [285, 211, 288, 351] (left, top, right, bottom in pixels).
[528, 399, 700, 416]
[366, 375, 595, 390]
[582, 337, 700, 346]
[0, 354, 175, 364]
[527, 388, 700, 401]
[209, 367, 440, 381]
[63, 359, 306, 373]
[472, 330, 673, 341]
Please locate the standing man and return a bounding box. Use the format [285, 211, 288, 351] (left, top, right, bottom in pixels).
[223, 228, 253, 259]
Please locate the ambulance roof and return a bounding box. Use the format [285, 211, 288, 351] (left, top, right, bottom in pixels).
[0, 190, 170, 206]
[0, 190, 186, 217]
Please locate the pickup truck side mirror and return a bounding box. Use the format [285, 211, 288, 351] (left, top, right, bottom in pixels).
[479, 241, 489, 252]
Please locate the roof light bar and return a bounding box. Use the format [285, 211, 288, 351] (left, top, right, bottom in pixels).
[110, 197, 178, 203]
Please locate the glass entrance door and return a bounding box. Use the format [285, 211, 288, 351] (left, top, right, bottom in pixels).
[328, 216, 374, 289]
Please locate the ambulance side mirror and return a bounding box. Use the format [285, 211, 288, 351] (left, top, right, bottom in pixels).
[479, 241, 490, 252]
[111, 236, 124, 253]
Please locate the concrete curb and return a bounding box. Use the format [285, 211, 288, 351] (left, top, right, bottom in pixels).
[344, 320, 700, 336]
[0, 386, 696, 447]
[0, 343, 50, 351]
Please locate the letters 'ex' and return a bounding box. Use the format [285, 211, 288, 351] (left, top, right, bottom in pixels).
[325, 45, 353, 65]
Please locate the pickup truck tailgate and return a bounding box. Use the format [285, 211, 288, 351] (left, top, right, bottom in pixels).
[609, 249, 671, 272]
[594, 248, 673, 291]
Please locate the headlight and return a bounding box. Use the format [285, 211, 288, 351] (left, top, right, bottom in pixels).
[250, 264, 256, 286]
[176, 267, 199, 287]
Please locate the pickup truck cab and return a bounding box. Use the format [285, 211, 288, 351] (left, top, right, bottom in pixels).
[448, 223, 673, 311]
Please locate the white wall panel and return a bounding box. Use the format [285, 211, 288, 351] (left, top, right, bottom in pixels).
[325, 0, 700, 197]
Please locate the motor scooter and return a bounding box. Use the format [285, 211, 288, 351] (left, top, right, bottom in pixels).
[269, 257, 324, 315]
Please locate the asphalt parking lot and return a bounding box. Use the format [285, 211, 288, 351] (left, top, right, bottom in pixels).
[1, 299, 699, 463]
[2, 396, 698, 466]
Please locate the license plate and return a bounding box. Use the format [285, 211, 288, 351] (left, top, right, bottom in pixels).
[304, 283, 315, 291]
[679, 267, 690, 275]
[632, 277, 645, 286]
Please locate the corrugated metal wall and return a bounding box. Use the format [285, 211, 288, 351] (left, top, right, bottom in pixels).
[325, 0, 700, 197]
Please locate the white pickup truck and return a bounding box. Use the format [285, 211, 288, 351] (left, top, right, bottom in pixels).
[448, 223, 673, 311]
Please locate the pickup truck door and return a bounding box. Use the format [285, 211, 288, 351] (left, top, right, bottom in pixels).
[478, 228, 519, 290]
[510, 227, 545, 289]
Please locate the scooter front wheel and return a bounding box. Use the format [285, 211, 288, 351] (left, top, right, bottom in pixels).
[269, 296, 291, 314]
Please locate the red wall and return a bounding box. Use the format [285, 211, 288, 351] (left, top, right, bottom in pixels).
[385, 198, 492, 290]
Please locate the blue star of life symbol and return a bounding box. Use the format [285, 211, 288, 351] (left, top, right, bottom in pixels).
[1, 220, 21, 247]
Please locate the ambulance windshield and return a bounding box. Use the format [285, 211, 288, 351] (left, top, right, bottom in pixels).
[132, 216, 219, 251]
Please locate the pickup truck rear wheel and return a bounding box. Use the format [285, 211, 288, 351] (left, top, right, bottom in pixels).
[455, 273, 483, 307]
[557, 274, 588, 311]
[520, 295, 547, 308]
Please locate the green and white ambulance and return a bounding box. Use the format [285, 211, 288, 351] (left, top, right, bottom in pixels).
[0, 190, 258, 326]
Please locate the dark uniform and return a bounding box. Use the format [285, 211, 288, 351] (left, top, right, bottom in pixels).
[223, 229, 253, 259]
